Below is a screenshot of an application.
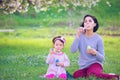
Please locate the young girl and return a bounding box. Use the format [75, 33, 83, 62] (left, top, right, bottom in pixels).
[70, 14, 119, 80]
[45, 36, 70, 80]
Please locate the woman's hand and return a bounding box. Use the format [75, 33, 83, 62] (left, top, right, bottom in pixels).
[87, 48, 97, 56]
[77, 27, 85, 37]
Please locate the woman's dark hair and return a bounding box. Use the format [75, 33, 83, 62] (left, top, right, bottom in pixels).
[80, 14, 99, 32]
[52, 36, 64, 44]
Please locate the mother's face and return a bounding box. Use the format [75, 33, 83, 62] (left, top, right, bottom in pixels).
[84, 16, 96, 30]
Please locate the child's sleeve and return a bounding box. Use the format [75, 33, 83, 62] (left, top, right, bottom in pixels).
[63, 53, 70, 67]
[46, 54, 55, 64]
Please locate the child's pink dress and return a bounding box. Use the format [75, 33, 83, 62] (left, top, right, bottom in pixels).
[45, 52, 70, 79]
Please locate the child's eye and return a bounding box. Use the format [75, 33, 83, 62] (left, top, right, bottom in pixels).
[60, 44, 63, 46]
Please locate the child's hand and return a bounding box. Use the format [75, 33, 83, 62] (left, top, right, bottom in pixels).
[77, 27, 84, 37]
[49, 48, 54, 55]
[56, 62, 64, 67]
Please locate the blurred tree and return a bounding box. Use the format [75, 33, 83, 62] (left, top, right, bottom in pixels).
[0, 0, 100, 14]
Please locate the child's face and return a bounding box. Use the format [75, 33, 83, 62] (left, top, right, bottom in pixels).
[53, 40, 64, 52]
[84, 16, 96, 30]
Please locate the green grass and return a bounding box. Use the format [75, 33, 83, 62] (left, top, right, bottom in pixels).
[0, 28, 120, 80]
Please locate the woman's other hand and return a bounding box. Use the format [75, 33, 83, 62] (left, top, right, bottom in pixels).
[87, 48, 97, 56]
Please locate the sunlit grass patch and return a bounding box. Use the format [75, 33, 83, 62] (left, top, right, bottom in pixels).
[0, 30, 120, 80]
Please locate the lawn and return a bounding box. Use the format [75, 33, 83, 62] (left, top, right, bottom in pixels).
[0, 28, 120, 80]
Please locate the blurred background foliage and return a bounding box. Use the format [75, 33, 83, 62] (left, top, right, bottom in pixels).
[0, 0, 100, 14]
[0, 0, 120, 29]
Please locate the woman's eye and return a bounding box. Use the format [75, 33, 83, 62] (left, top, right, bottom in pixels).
[89, 20, 92, 22]
[84, 20, 87, 23]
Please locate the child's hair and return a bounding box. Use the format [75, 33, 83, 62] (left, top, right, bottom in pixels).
[80, 14, 99, 32]
[52, 36, 66, 44]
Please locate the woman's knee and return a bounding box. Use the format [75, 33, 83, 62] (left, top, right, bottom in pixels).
[73, 69, 87, 78]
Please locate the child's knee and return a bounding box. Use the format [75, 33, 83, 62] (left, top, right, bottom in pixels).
[45, 74, 55, 79]
[59, 73, 67, 80]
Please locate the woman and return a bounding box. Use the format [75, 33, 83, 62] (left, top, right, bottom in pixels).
[70, 14, 119, 80]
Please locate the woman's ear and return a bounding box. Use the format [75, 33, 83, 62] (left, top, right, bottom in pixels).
[93, 23, 96, 27]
